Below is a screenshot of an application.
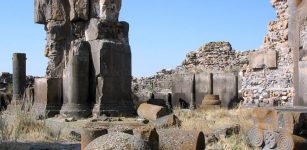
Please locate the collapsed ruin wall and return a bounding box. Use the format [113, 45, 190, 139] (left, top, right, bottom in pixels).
[181, 42, 249, 73]
[132, 42, 249, 104]
[241, 0, 294, 107]
[133, 0, 296, 108]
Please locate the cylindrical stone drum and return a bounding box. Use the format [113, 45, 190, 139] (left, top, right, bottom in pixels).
[157, 129, 205, 150]
[81, 126, 108, 150]
[137, 103, 170, 121]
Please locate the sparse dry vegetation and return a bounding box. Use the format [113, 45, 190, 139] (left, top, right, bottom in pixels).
[0, 102, 76, 143]
[0, 104, 52, 142]
[174, 106, 257, 149]
[0, 100, 260, 149]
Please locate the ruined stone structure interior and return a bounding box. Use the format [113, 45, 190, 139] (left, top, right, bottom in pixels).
[1, 0, 307, 149]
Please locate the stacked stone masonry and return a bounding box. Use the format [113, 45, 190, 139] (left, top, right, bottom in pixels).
[26, 0, 307, 114]
[241, 0, 294, 107]
[182, 42, 249, 73]
[132, 42, 246, 108]
[33, 0, 134, 118]
[133, 0, 307, 108]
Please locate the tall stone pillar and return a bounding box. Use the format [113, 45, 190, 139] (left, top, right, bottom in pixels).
[86, 0, 135, 117]
[12, 53, 26, 101]
[34, 0, 135, 118]
[61, 40, 91, 118]
[289, 0, 307, 106]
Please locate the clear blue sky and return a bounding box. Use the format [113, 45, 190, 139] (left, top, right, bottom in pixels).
[0, 0, 275, 77]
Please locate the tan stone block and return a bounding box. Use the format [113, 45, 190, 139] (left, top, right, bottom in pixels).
[157, 129, 205, 150]
[137, 103, 170, 121]
[265, 50, 277, 69]
[249, 51, 265, 69]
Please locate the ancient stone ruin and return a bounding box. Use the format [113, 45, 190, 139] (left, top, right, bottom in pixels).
[132, 41, 247, 109]
[132, 0, 307, 110]
[12, 53, 27, 101]
[1, 0, 307, 149]
[241, 0, 293, 107]
[32, 0, 134, 118]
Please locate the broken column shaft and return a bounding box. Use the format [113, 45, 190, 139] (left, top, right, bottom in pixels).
[12, 53, 26, 101]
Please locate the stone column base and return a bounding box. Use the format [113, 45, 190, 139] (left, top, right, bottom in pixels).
[60, 104, 92, 119]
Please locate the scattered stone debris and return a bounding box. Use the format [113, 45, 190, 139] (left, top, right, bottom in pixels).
[205, 124, 240, 144]
[84, 132, 150, 150]
[65, 117, 77, 122]
[153, 114, 181, 128]
[2, 0, 307, 150]
[157, 129, 206, 150]
[137, 103, 171, 121]
[133, 126, 159, 149]
[108, 125, 134, 135]
[81, 126, 108, 150]
[246, 108, 307, 149]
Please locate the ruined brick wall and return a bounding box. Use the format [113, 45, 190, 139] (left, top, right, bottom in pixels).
[241, 0, 294, 107]
[132, 69, 174, 101]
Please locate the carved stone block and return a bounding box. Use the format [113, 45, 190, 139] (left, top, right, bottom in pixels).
[171, 73, 194, 108]
[213, 73, 238, 108]
[265, 50, 277, 69]
[195, 72, 212, 106]
[89, 40, 134, 116]
[249, 50, 277, 69]
[250, 51, 265, 69]
[85, 19, 129, 41]
[69, 0, 89, 21]
[32, 78, 62, 118]
[34, 0, 47, 24]
[90, 0, 121, 22]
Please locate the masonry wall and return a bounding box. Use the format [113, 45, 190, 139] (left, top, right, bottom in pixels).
[133, 0, 297, 108]
[241, 0, 294, 107]
[132, 42, 247, 106]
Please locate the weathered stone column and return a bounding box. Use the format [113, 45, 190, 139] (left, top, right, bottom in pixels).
[290, 0, 307, 106]
[12, 53, 26, 101]
[61, 40, 91, 118]
[85, 0, 135, 117]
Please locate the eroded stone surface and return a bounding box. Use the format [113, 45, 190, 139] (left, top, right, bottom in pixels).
[84, 132, 149, 150]
[69, 0, 89, 21]
[34, 0, 134, 118]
